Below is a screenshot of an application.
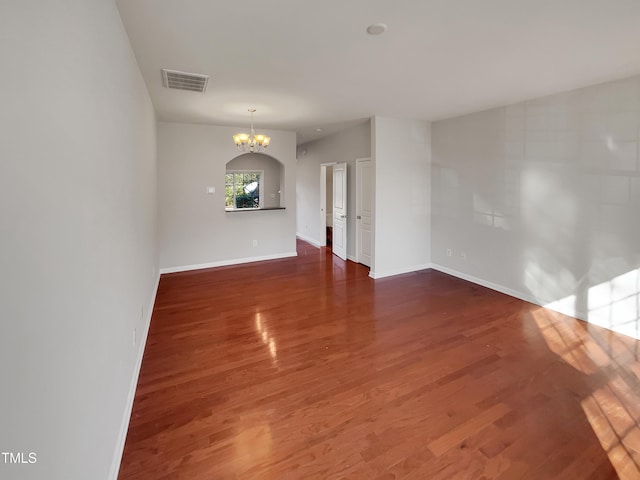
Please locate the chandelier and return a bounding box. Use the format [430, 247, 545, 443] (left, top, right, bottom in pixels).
[233, 109, 271, 153]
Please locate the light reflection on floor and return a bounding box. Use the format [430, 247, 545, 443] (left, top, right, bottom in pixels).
[532, 307, 640, 478]
[255, 311, 278, 368]
[233, 414, 273, 471]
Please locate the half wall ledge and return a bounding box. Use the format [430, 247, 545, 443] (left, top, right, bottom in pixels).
[225, 207, 286, 213]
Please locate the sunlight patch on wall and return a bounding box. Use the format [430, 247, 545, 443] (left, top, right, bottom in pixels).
[605, 134, 618, 152]
[473, 193, 510, 230]
[545, 295, 578, 318]
[524, 254, 576, 308]
[588, 268, 640, 340]
[542, 268, 640, 340]
[521, 169, 578, 244]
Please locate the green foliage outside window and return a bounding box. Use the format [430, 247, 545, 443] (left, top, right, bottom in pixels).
[225, 172, 261, 209]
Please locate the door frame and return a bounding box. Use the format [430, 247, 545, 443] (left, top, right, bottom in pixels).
[319, 162, 336, 247]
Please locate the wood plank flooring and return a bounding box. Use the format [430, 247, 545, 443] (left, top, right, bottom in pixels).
[118, 240, 640, 479]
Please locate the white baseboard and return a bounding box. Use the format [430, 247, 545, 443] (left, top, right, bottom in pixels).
[296, 233, 323, 248]
[369, 263, 432, 279]
[373, 262, 636, 339]
[159, 251, 298, 274]
[109, 272, 160, 480]
[429, 263, 541, 305]
[347, 255, 357, 262]
[428, 263, 640, 336]
[429, 263, 592, 322]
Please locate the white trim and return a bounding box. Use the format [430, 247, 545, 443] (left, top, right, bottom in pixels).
[369, 263, 432, 279]
[430, 263, 602, 321]
[109, 272, 160, 480]
[296, 233, 322, 248]
[428, 263, 608, 331]
[369, 119, 377, 275]
[355, 157, 372, 267]
[225, 169, 265, 209]
[319, 162, 336, 248]
[159, 251, 298, 274]
[429, 263, 542, 305]
[347, 255, 357, 262]
[319, 164, 327, 247]
[372, 262, 588, 321]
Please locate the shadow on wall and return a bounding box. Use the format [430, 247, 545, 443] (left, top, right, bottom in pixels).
[520, 165, 640, 340]
[505, 84, 640, 477]
[516, 96, 640, 340]
[431, 77, 640, 480]
[522, 83, 639, 340]
[434, 164, 640, 340]
[432, 78, 640, 341]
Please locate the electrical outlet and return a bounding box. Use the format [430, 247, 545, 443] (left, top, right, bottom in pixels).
[207, 186, 215, 194]
[446, 248, 452, 257]
[253, 239, 258, 247]
[461, 251, 467, 260]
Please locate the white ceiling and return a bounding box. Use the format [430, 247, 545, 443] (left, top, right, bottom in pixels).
[116, 0, 640, 144]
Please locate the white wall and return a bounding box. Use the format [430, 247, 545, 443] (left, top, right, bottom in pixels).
[371, 117, 431, 278]
[0, 1, 158, 479]
[296, 121, 371, 255]
[158, 122, 297, 271]
[432, 75, 640, 339]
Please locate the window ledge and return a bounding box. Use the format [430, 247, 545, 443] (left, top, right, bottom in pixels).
[225, 207, 286, 213]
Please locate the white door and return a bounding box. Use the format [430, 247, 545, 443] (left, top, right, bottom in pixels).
[333, 162, 348, 260]
[356, 158, 372, 267]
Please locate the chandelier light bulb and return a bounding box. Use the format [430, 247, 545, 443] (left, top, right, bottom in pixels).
[233, 109, 271, 153]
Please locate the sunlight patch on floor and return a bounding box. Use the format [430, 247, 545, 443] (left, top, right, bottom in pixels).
[532, 308, 610, 374]
[582, 383, 640, 479]
[532, 307, 640, 478]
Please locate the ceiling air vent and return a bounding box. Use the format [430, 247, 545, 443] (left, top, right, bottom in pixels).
[161, 69, 209, 93]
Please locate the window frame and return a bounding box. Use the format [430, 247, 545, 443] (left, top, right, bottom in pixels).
[225, 169, 264, 211]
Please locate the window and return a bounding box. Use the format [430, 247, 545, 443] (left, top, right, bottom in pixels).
[225, 171, 263, 210]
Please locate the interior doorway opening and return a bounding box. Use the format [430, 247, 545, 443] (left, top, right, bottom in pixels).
[320, 163, 335, 250]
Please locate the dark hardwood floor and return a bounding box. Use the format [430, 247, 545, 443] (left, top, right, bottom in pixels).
[118, 240, 640, 479]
